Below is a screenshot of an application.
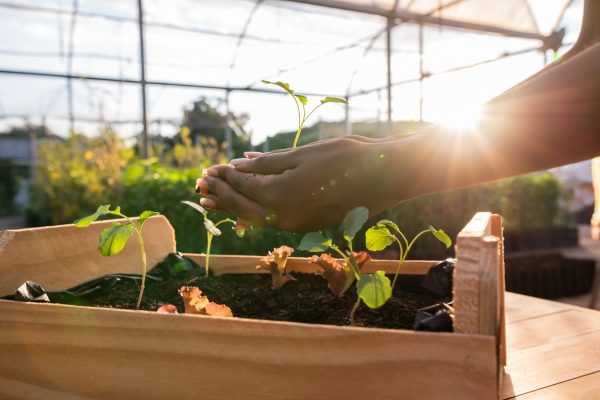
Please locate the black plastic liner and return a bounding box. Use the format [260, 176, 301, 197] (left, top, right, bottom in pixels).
[2, 252, 204, 306]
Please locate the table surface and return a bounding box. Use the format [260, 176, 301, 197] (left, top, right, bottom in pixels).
[502, 292, 600, 399]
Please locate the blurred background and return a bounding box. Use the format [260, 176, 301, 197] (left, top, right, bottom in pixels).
[0, 1, 597, 304]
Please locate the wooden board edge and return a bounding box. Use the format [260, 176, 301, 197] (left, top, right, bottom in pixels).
[182, 253, 437, 275]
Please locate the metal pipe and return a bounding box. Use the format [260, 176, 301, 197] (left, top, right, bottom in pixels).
[386, 15, 392, 135]
[137, 0, 149, 159]
[0, 69, 345, 98]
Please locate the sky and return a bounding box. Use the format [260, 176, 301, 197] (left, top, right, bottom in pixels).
[0, 0, 585, 145]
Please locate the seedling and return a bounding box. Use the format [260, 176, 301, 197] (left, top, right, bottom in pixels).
[298, 206, 376, 324]
[74, 205, 160, 309]
[365, 220, 452, 288]
[257, 245, 295, 290]
[262, 80, 348, 148]
[182, 200, 245, 277]
[299, 207, 452, 325]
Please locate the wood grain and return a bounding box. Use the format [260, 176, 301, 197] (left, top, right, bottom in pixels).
[505, 371, 600, 399]
[0, 300, 497, 400]
[0, 216, 175, 295]
[183, 253, 437, 276]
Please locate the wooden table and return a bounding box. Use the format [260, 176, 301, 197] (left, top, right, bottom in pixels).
[502, 292, 600, 399]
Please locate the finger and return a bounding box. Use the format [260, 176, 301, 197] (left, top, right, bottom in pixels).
[244, 151, 262, 159]
[229, 150, 297, 174]
[212, 165, 275, 204]
[200, 194, 220, 211]
[202, 176, 273, 226]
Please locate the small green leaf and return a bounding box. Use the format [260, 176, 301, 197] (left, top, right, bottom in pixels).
[356, 271, 392, 309]
[262, 80, 295, 96]
[204, 219, 222, 236]
[365, 225, 394, 251]
[377, 219, 400, 233]
[99, 222, 134, 256]
[320, 96, 348, 105]
[429, 225, 452, 249]
[298, 232, 332, 252]
[74, 205, 112, 227]
[342, 206, 369, 241]
[181, 200, 207, 217]
[295, 94, 307, 106]
[139, 210, 160, 225]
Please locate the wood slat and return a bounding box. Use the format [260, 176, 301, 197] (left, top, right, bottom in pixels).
[506, 309, 600, 352]
[183, 253, 436, 276]
[0, 300, 498, 400]
[501, 330, 600, 398]
[0, 216, 175, 295]
[505, 371, 600, 399]
[505, 292, 572, 324]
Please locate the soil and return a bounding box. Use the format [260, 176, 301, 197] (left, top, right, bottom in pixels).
[87, 272, 447, 330]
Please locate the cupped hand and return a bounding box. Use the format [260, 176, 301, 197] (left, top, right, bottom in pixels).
[195, 136, 403, 232]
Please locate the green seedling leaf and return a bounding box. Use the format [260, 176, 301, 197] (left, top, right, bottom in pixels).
[295, 94, 307, 106]
[365, 225, 394, 251]
[429, 225, 452, 249]
[298, 232, 332, 252]
[377, 219, 400, 233]
[320, 96, 348, 105]
[262, 80, 294, 95]
[139, 210, 160, 225]
[204, 219, 222, 236]
[99, 222, 134, 256]
[357, 271, 392, 309]
[74, 204, 112, 227]
[181, 200, 207, 217]
[342, 206, 369, 241]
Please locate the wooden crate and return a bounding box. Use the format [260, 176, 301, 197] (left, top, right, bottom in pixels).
[0, 213, 505, 399]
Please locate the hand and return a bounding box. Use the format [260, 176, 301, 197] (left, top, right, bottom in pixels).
[196, 136, 402, 232]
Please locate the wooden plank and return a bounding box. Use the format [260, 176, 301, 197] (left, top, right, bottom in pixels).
[454, 212, 493, 334]
[504, 292, 572, 324]
[491, 214, 507, 368]
[183, 253, 436, 276]
[501, 330, 600, 398]
[0, 300, 498, 400]
[506, 309, 600, 351]
[504, 371, 600, 399]
[0, 216, 175, 295]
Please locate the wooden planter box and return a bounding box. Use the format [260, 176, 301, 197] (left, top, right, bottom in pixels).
[0, 212, 505, 399]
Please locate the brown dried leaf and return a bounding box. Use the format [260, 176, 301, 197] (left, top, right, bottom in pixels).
[256, 246, 295, 290]
[157, 304, 178, 314]
[205, 302, 233, 317]
[353, 251, 371, 269]
[311, 253, 353, 297]
[178, 286, 233, 317]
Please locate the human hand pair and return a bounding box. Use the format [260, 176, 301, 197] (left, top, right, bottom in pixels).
[195, 136, 402, 232]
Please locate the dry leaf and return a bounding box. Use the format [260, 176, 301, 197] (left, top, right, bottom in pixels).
[256, 246, 295, 290]
[157, 304, 178, 314]
[178, 286, 233, 317]
[311, 252, 370, 297]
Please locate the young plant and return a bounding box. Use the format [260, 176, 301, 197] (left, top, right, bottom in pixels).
[256, 245, 295, 290]
[74, 205, 160, 309]
[298, 206, 380, 324]
[365, 220, 451, 288]
[262, 80, 348, 148]
[182, 200, 245, 277]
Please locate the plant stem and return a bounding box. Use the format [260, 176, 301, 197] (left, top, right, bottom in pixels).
[331, 245, 360, 279]
[349, 297, 361, 325]
[205, 232, 213, 277]
[292, 124, 303, 148]
[391, 237, 405, 288]
[134, 227, 147, 310]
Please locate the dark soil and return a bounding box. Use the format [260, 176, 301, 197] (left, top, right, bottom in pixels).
[88, 272, 446, 330]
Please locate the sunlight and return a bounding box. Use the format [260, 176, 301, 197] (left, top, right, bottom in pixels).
[437, 102, 483, 133]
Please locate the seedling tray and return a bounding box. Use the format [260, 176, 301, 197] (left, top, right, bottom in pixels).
[0, 213, 505, 399]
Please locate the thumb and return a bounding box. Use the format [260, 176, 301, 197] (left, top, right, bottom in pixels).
[230, 150, 296, 174]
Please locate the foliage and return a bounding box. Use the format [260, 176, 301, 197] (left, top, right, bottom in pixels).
[0, 160, 18, 216]
[256, 245, 295, 290]
[74, 205, 160, 309]
[181, 200, 245, 276]
[263, 80, 347, 148]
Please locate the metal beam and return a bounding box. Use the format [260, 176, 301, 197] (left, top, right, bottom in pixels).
[279, 0, 547, 41]
[0, 69, 346, 98]
[137, 0, 149, 159]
